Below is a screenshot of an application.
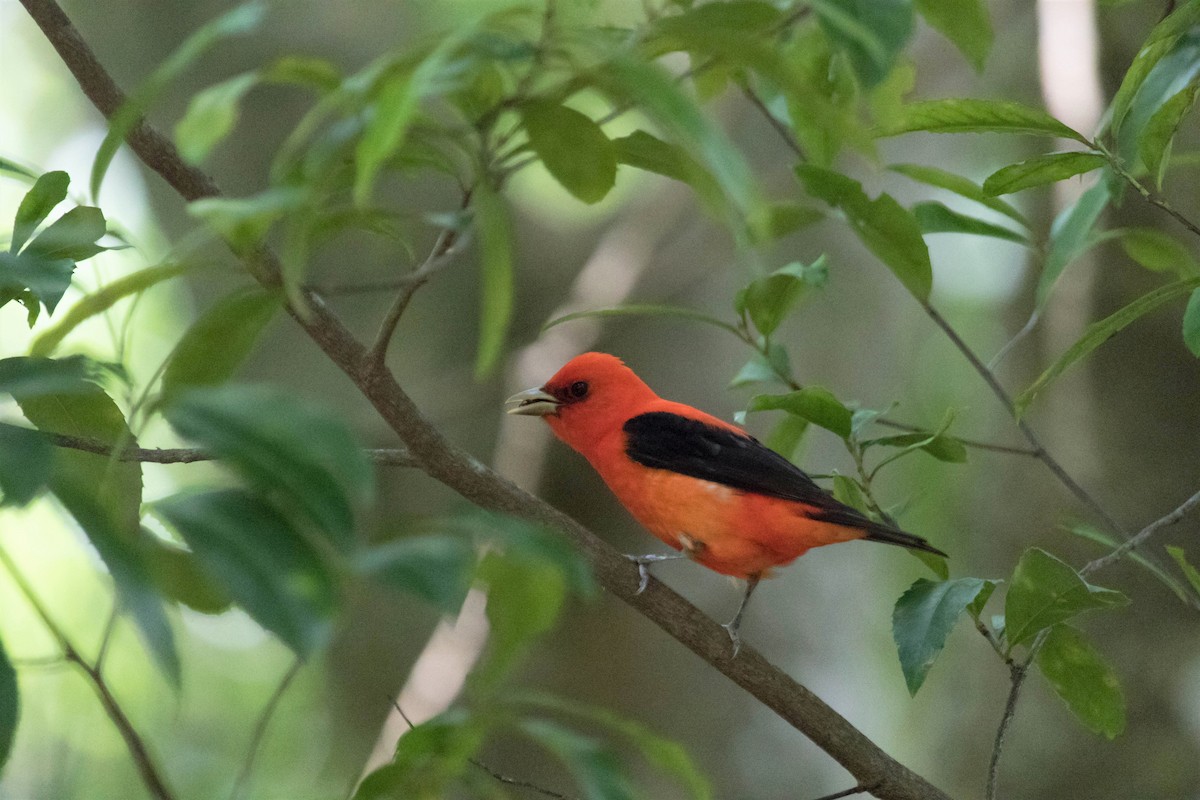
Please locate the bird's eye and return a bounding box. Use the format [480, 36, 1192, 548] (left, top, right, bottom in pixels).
[569, 381, 589, 399]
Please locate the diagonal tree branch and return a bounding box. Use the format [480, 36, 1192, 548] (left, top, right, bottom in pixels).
[18, 3, 953, 798]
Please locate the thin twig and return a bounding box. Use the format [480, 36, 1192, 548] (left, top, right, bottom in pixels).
[1081, 487, 1200, 576]
[0, 545, 177, 800]
[985, 662, 1030, 800]
[390, 698, 577, 800]
[812, 784, 881, 800]
[1103, 144, 1200, 243]
[45, 432, 418, 466]
[94, 602, 120, 673]
[741, 84, 806, 160]
[229, 656, 304, 800]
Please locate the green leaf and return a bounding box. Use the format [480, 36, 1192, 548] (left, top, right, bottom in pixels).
[611, 131, 722, 207]
[165, 385, 373, 551]
[543, 305, 739, 336]
[188, 187, 308, 253]
[748, 387, 853, 438]
[31, 262, 191, 357]
[867, 431, 968, 463]
[1166, 546, 1200, 595]
[1016, 278, 1200, 415]
[912, 201, 1027, 244]
[879, 98, 1090, 144]
[1107, 5, 1200, 137]
[796, 165, 932, 300]
[982, 152, 1108, 196]
[23, 206, 107, 262]
[0, 423, 54, 507]
[1184, 287, 1200, 357]
[522, 101, 617, 205]
[156, 489, 337, 655]
[0, 251, 75, 314]
[159, 288, 280, 405]
[0, 636, 17, 773]
[812, 0, 915, 88]
[1115, 31, 1200, 164]
[0, 157, 39, 183]
[1119, 227, 1200, 276]
[888, 163, 1027, 227]
[520, 718, 635, 800]
[175, 72, 260, 163]
[1036, 624, 1126, 739]
[474, 186, 514, 379]
[353, 711, 482, 800]
[737, 258, 827, 337]
[11, 170, 69, 252]
[357, 535, 475, 614]
[1140, 82, 1200, 187]
[892, 577, 989, 695]
[966, 579, 997, 621]
[0, 355, 107, 397]
[766, 414, 809, 460]
[831, 475, 870, 514]
[91, 1, 267, 199]
[1068, 523, 1193, 605]
[139, 530, 233, 615]
[756, 203, 825, 239]
[473, 551, 566, 693]
[1004, 548, 1129, 649]
[518, 693, 713, 800]
[1036, 177, 1113, 310]
[730, 352, 781, 388]
[914, 0, 992, 71]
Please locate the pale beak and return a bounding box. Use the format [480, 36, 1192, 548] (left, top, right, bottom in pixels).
[505, 387, 561, 416]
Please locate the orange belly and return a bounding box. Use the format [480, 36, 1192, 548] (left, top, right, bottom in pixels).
[596, 457, 864, 578]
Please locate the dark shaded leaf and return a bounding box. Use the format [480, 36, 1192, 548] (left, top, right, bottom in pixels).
[1017, 278, 1200, 415]
[0, 251, 74, 314]
[0, 355, 106, 397]
[867, 431, 968, 463]
[358, 535, 476, 614]
[0, 423, 54, 507]
[24, 207, 107, 261]
[892, 577, 989, 694]
[796, 165, 932, 300]
[1036, 624, 1126, 739]
[813, 0, 914, 88]
[0, 636, 16, 773]
[1141, 82, 1200, 187]
[982, 152, 1107, 196]
[157, 488, 337, 655]
[737, 258, 827, 337]
[11, 171, 69, 252]
[1107, 4, 1200, 137]
[165, 385, 373, 550]
[139, 529, 233, 615]
[1005, 548, 1128, 648]
[1184, 287, 1200, 357]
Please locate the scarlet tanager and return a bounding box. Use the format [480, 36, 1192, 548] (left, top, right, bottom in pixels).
[506, 352, 946, 654]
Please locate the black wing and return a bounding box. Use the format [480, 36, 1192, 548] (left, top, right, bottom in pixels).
[622, 411, 946, 556]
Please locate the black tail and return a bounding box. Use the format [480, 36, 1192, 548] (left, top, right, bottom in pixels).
[863, 522, 947, 557]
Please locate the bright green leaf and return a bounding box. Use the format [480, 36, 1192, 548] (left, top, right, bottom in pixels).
[0, 636, 17, 772]
[1036, 624, 1126, 739]
[1017, 278, 1200, 415]
[175, 72, 260, 163]
[160, 288, 279, 405]
[473, 552, 566, 694]
[766, 414, 809, 460]
[0, 423, 54, 507]
[912, 201, 1027, 244]
[739, 258, 827, 337]
[1119, 227, 1200, 276]
[748, 387, 853, 438]
[1004, 548, 1129, 649]
[982, 152, 1108, 196]
[11, 171, 69, 252]
[357, 535, 475, 614]
[165, 384, 373, 551]
[24, 206, 107, 262]
[914, 0, 992, 71]
[522, 101, 617, 205]
[157, 488, 337, 655]
[1184, 287, 1200, 357]
[879, 98, 1090, 144]
[31, 262, 191, 357]
[611, 131, 722, 208]
[474, 186, 514, 379]
[796, 165, 932, 300]
[892, 577, 989, 694]
[888, 163, 1027, 227]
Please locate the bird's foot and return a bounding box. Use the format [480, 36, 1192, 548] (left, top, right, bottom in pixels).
[625, 555, 653, 594]
[721, 621, 743, 658]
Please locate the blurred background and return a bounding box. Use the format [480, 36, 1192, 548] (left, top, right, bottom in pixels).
[2, 0, 1199, 798]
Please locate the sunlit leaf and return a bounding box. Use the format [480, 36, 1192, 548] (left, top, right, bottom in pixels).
[165, 384, 373, 551]
[1016, 278, 1200, 415]
[914, 0, 992, 71]
[474, 185, 513, 379]
[1119, 227, 1199, 277]
[1004, 548, 1128, 649]
[892, 577, 989, 694]
[11, 170, 69, 252]
[175, 72, 260, 163]
[357, 535, 476, 614]
[160, 288, 280, 404]
[31, 262, 191, 357]
[879, 98, 1089, 144]
[1036, 624, 1126, 739]
[157, 489, 337, 655]
[982, 152, 1107, 196]
[0, 423, 54, 507]
[522, 101, 617, 204]
[796, 165, 932, 300]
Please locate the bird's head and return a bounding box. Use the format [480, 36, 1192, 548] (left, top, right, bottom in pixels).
[505, 352, 658, 452]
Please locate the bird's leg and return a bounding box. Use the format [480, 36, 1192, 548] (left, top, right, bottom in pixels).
[721, 574, 761, 657]
[625, 552, 688, 594]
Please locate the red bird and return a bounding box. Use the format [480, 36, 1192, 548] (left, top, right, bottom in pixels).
[506, 352, 945, 653]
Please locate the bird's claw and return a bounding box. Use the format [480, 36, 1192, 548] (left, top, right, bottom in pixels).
[722, 622, 743, 658]
[624, 554, 652, 594]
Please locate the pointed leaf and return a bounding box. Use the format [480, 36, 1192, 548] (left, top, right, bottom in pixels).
[522, 101, 617, 204]
[1036, 624, 1126, 739]
[739, 258, 827, 337]
[543, 305, 738, 336]
[157, 489, 337, 655]
[1119, 227, 1199, 276]
[1004, 548, 1128, 648]
[0, 251, 74, 314]
[879, 98, 1089, 144]
[812, 0, 914, 89]
[24, 207, 107, 261]
[1036, 177, 1113, 309]
[982, 152, 1107, 196]
[1140, 82, 1200, 186]
[912, 201, 1027, 244]
[175, 72, 260, 163]
[892, 577, 988, 694]
[474, 186, 514, 379]
[11, 171, 69, 252]
[748, 387, 853, 438]
[165, 385, 373, 551]
[888, 163, 1027, 227]
[914, 0, 992, 71]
